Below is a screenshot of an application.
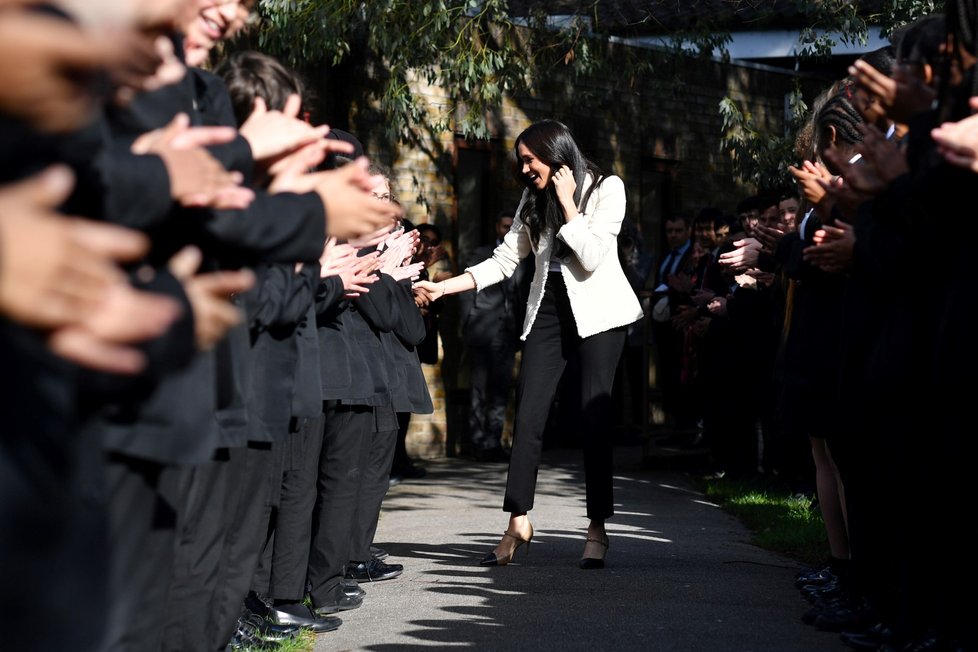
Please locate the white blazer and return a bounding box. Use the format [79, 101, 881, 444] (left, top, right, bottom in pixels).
[466, 174, 644, 340]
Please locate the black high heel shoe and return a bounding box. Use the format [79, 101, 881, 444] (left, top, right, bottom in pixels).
[579, 535, 609, 570]
[479, 524, 534, 566]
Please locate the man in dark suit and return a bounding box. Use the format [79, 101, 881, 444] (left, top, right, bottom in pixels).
[459, 212, 530, 462]
[649, 213, 697, 433]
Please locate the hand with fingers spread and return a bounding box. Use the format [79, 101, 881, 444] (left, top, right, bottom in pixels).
[388, 261, 425, 283]
[132, 113, 255, 210]
[849, 59, 935, 124]
[753, 222, 787, 254]
[168, 246, 255, 350]
[788, 159, 833, 209]
[319, 236, 358, 274]
[320, 238, 379, 296]
[271, 157, 403, 239]
[823, 124, 908, 196]
[0, 9, 130, 132]
[0, 166, 186, 373]
[0, 166, 149, 328]
[340, 254, 381, 298]
[717, 237, 761, 272]
[803, 221, 855, 274]
[378, 229, 419, 274]
[239, 94, 331, 167]
[814, 173, 869, 221]
[47, 278, 183, 375]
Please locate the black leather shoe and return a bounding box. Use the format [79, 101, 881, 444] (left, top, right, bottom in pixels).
[346, 558, 403, 582]
[370, 545, 389, 560]
[313, 585, 364, 614]
[265, 601, 342, 633]
[240, 611, 300, 642]
[227, 619, 280, 650]
[342, 580, 366, 598]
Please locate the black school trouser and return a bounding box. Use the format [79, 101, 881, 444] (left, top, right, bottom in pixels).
[162, 443, 272, 651]
[101, 454, 180, 652]
[350, 405, 398, 562]
[503, 273, 625, 521]
[255, 415, 325, 601]
[307, 402, 374, 608]
[208, 442, 275, 650]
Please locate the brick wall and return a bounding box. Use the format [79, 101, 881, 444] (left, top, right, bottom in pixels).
[323, 45, 824, 461]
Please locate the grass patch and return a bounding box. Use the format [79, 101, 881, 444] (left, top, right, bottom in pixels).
[696, 476, 830, 568]
[241, 630, 315, 652]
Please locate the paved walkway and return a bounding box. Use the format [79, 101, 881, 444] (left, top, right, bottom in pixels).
[314, 445, 841, 651]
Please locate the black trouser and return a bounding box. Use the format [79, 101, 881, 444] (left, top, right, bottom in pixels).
[102, 454, 179, 652]
[256, 415, 324, 601]
[209, 442, 275, 650]
[308, 402, 373, 608]
[350, 405, 398, 562]
[503, 274, 625, 521]
[162, 451, 232, 652]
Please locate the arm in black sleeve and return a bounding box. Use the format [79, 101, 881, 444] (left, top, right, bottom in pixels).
[392, 278, 427, 345]
[206, 190, 326, 264]
[95, 146, 174, 229]
[191, 67, 256, 181]
[354, 272, 398, 333]
[247, 263, 319, 331]
[315, 275, 346, 315]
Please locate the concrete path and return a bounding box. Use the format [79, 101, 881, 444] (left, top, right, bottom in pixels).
[314, 445, 841, 651]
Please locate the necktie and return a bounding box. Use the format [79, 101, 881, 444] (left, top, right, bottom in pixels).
[660, 249, 679, 282]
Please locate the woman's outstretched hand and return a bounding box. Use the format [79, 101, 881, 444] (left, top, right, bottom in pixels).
[414, 279, 444, 303]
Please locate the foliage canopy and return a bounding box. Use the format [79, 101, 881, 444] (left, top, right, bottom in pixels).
[253, 0, 940, 185]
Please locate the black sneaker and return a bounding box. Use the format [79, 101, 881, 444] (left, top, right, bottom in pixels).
[345, 558, 403, 582]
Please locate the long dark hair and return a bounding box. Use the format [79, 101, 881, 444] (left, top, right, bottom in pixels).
[510, 120, 603, 246]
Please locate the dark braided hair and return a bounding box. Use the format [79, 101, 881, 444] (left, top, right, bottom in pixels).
[510, 120, 603, 246]
[814, 79, 865, 175]
[937, 0, 978, 122]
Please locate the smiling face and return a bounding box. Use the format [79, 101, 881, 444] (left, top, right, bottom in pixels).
[517, 142, 553, 190]
[182, 0, 252, 67]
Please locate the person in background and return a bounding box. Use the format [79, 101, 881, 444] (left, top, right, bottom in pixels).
[459, 211, 528, 462]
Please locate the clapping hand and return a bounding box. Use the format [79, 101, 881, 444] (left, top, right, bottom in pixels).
[802, 221, 855, 274]
[319, 236, 379, 297]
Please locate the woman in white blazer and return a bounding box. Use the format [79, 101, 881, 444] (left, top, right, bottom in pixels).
[417, 120, 642, 570]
